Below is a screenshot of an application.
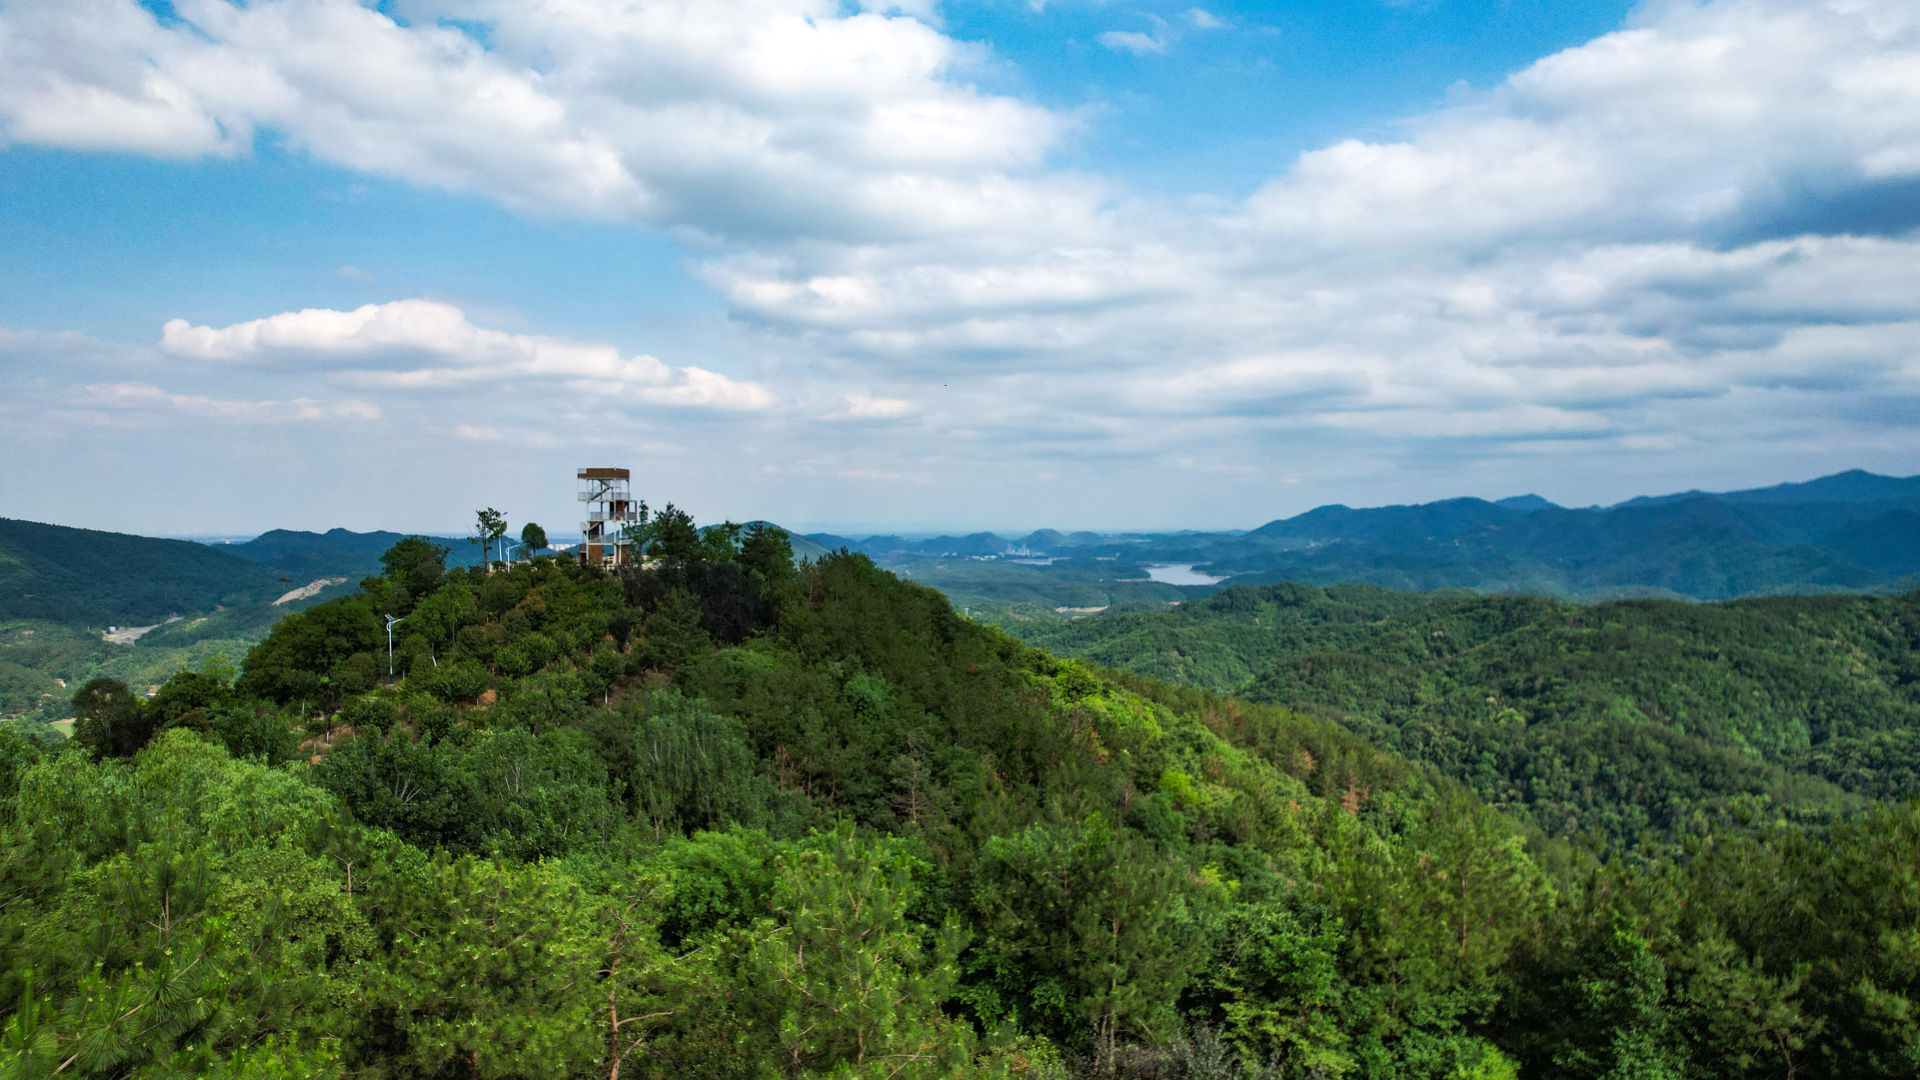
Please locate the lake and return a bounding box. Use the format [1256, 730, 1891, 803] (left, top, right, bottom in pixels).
[1144, 563, 1228, 586]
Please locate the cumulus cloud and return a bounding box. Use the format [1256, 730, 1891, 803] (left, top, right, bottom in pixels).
[1244, 0, 1920, 250]
[4, 0, 1920, 520]
[0, 0, 1068, 243]
[706, 0, 1920, 474]
[161, 299, 773, 410]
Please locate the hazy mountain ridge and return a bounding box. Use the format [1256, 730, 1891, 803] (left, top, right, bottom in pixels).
[812, 470, 1920, 601]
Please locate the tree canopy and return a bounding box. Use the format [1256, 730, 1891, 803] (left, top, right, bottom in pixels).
[3, 519, 1917, 1077]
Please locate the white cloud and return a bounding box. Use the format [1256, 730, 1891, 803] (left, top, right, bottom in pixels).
[705, 0, 1920, 471]
[835, 392, 916, 420]
[1188, 9, 1224, 30]
[0, 0, 1068, 243]
[1098, 30, 1166, 56]
[1244, 0, 1920, 251]
[80, 381, 381, 423]
[161, 299, 773, 410]
[5, 0, 1920, 524]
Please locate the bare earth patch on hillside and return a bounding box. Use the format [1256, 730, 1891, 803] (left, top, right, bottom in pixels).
[275, 577, 350, 605]
[103, 616, 180, 645]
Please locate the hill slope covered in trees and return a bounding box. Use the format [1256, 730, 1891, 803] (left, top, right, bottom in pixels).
[4, 521, 1918, 1077]
[1007, 583, 1920, 846]
[0, 517, 284, 625]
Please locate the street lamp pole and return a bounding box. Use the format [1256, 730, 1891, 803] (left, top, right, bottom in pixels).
[384, 614, 405, 683]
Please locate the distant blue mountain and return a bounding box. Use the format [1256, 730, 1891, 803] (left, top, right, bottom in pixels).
[226, 528, 479, 577]
[1614, 469, 1920, 508]
[803, 469, 1920, 601]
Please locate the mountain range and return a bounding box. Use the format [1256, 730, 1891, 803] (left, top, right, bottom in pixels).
[814, 469, 1920, 601]
[4, 469, 1917, 631]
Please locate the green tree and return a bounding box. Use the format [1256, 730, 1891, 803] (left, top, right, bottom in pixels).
[519, 521, 549, 562]
[379, 535, 450, 602]
[699, 521, 743, 565]
[472, 507, 507, 573]
[970, 817, 1199, 1060]
[627, 693, 764, 836]
[742, 522, 797, 587]
[638, 589, 710, 672]
[69, 677, 152, 758]
[358, 857, 603, 1077]
[1544, 919, 1687, 1080]
[645, 504, 701, 566]
[736, 828, 976, 1077]
[235, 596, 383, 714]
[1202, 903, 1352, 1074]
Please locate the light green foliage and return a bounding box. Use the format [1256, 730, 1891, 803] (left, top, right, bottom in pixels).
[734, 827, 978, 1077]
[1202, 903, 1351, 1073]
[361, 856, 604, 1078]
[627, 692, 765, 836]
[1013, 582, 1920, 847]
[0, 733, 363, 1075]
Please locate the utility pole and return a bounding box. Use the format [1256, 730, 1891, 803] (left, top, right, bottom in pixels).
[384, 614, 405, 683]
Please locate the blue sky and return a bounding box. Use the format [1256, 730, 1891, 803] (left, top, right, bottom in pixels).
[1, 0, 1916, 536]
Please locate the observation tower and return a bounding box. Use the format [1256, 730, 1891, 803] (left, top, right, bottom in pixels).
[578, 467, 640, 568]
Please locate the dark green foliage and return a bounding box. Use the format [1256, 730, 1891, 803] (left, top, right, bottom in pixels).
[0, 518, 282, 625]
[742, 521, 799, 584]
[69, 676, 152, 758]
[970, 815, 1201, 1056]
[520, 521, 548, 558]
[236, 594, 384, 712]
[234, 526, 476, 578]
[376, 534, 450, 605]
[6, 522, 1920, 1077]
[642, 502, 701, 564]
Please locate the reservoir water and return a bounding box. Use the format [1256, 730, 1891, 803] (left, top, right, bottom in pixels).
[1144, 563, 1228, 586]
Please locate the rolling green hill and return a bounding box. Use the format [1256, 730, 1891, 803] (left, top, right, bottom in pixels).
[6, 517, 1918, 1076]
[226, 527, 476, 577]
[0, 517, 283, 625]
[1007, 582, 1920, 846]
[0, 521, 433, 723]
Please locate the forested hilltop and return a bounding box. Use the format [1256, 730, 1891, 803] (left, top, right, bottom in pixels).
[1008, 584, 1920, 848]
[3, 515, 1918, 1077]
